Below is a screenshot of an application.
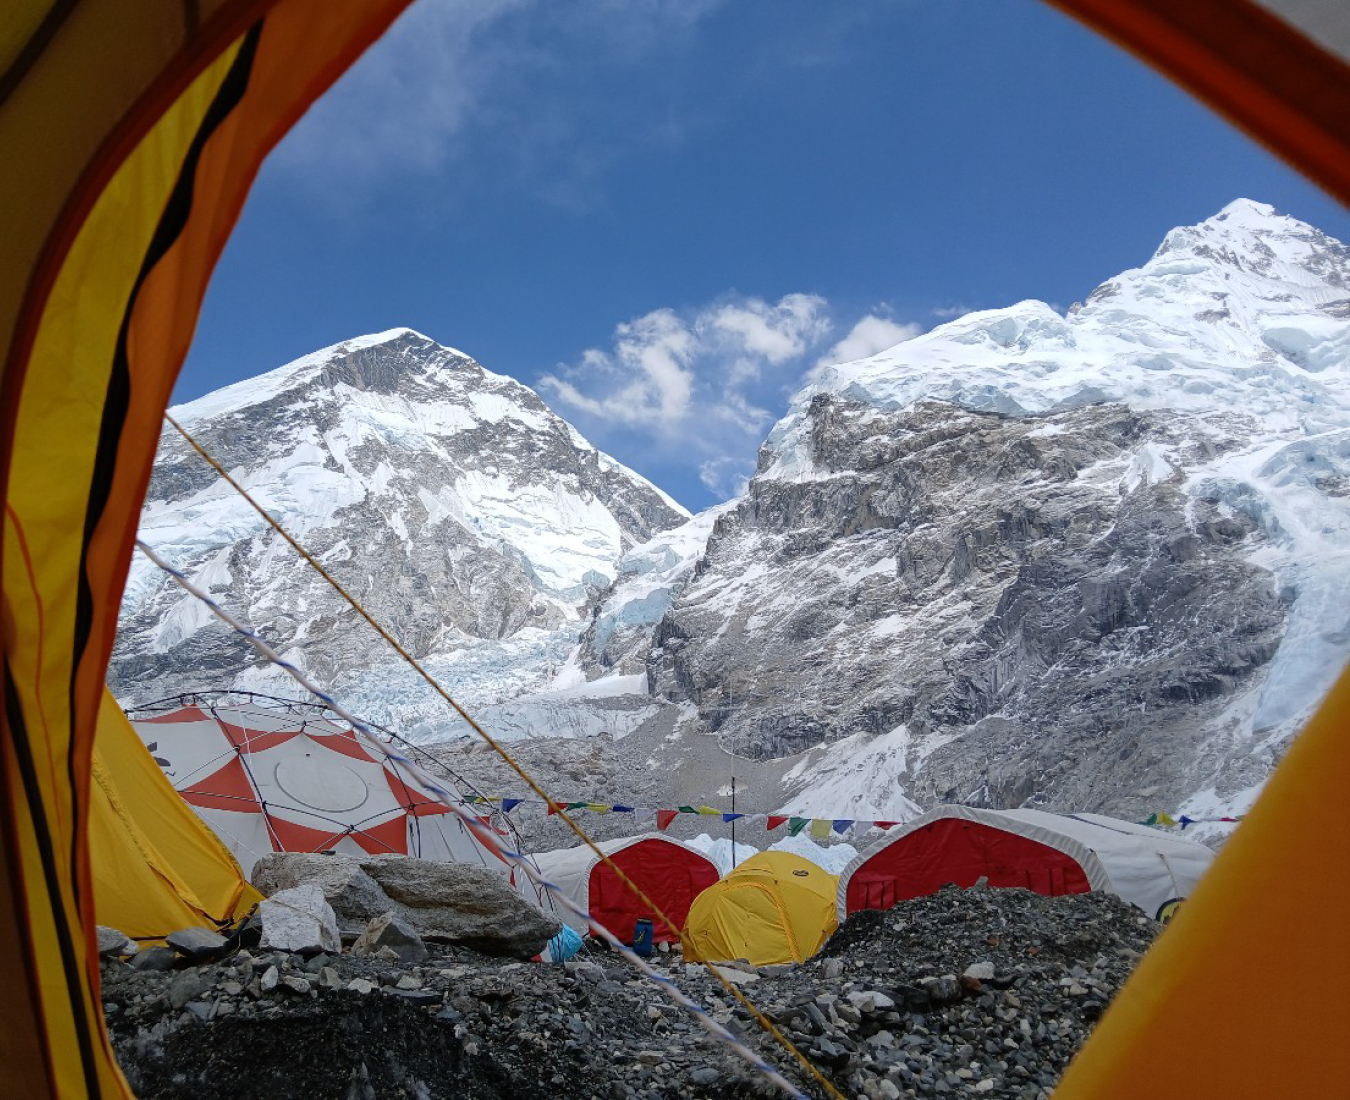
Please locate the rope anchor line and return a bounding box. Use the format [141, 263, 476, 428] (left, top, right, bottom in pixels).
[161, 413, 844, 1100]
[134, 538, 812, 1099]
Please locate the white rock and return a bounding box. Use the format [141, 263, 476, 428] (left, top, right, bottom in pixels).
[963, 961, 996, 982]
[259, 965, 278, 992]
[259, 884, 340, 954]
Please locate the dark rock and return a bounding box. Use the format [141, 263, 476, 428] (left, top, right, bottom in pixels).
[387, 989, 443, 1008]
[129, 947, 177, 973]
[167, 970, 209, 1010]
[352, 912, 427, 965]
[166, 927, 229, 963]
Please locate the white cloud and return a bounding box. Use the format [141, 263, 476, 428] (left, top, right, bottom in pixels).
[817, 314, 919, 369]
[539, 293, 920, 502]
[932, 303, 975, 319]
[711, 293, 830, 365]
[271, 0, 725, 202]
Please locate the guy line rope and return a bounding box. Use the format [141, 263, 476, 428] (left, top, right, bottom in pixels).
[152, 413, 845, 1100]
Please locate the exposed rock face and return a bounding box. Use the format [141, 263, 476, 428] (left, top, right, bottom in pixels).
[111, 328, 687, 732]
[647, 398, 1286, 815]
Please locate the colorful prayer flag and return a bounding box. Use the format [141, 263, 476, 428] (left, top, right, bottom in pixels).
[766, 815, 788, 831]
[789, 817, 808, 836]
[1156, 811, 1179, 826]
[722, 813, 743, 823]
[697, 805, 720, 816]
[809, 818, 831, 839]
[587, 803, 610, 814]
[832, 819, 853, 835]
[613, 804, 634, 813]
[656, 809, 678, 831]
[502, 799, 522, 814]
[873, 821, 899, 830]
[677, 805, 697, 814]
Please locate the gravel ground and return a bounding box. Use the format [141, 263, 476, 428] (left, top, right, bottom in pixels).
[104, 885, 1157, 1099]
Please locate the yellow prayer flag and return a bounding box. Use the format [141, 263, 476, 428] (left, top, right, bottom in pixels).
[809, 818, 831, 839]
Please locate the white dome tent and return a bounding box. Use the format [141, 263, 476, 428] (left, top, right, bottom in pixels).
[128, 692, 546, 908]
[837, 805, 1215, 924]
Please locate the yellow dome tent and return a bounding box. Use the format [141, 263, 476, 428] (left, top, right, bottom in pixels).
[89, 689, 259, 943]
[1, 2, 1350, 1097]
[682, 852, 839, 967]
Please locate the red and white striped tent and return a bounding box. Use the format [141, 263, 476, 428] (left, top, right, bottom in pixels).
[129, 695, 538, 898]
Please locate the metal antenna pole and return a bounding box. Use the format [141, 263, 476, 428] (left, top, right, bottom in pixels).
[731, 774, 736, 859]
[728, 673, 735, 862]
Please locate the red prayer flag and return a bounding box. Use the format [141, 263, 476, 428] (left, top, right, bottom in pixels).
[766, 815, 788, 831]
[656, 809, 678, 832]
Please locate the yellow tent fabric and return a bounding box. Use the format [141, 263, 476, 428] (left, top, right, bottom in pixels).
[682, 852, 839, 967]
[88, 690, 259, 943]
[0, 3, 410, 1095]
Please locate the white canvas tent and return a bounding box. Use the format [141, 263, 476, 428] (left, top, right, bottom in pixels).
[837, 805, 1214, 923]
[533, 833, 719, 944]
[129, 694, 547, 908]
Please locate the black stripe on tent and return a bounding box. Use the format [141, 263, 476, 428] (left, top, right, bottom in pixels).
[0, 0, 81, 110]
[3, 662, 97, 1094]
[69, 19, 263, 904]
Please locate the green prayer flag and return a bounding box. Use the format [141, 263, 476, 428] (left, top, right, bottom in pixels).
[788, 817, 808, 836]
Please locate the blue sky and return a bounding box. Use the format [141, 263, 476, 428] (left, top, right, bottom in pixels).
[182, 0, 1350, 511]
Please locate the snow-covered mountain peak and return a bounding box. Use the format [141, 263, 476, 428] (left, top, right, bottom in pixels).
[114, 330, 688, 725]
[763, 201, 1350, 482]
[173, 328, 513, 428]
[1148, 197, 1348, 286]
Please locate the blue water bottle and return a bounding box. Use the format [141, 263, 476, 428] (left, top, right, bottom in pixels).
[633, 918, 654, 957]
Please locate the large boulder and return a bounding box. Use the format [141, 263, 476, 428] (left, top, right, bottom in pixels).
[360, 857, 559, 957]
[250, 853, 560, 958]
[259, 884, 341, 954]
[251, 853, 389, 936]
